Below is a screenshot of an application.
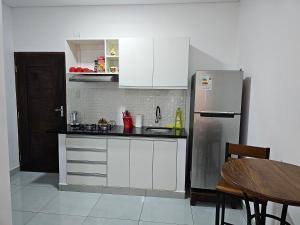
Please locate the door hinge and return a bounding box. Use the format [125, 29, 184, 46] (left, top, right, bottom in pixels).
[17, 111, 20, 120]
[15, 65, 17, 73]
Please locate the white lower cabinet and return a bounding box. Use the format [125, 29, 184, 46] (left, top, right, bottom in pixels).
[153, 140, 177, 191]
[130, 139, 153, 189]
[62, 135, 185, 193]
[107, 138, 130, 187]
[67, 175, 106, 186]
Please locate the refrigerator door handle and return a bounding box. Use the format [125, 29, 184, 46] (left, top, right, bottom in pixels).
[198, 111, 239, 118]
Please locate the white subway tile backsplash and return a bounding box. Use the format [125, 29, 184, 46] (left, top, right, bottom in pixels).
[67, 82, 186, 127]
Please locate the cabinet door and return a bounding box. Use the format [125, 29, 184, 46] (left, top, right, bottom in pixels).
[153, 140, 177, 191]
[153, 37, 189, 88]
[107, 139, 130, 187]
[130, 140, 153, 189]
[119, 38, 154, 88]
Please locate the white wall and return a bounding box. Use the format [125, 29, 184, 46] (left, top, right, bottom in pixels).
[10, 2, 240, 132]
[0, 0, 13, 224]
[238, 0, 300, 224]
[2, 3, 19, 171]
[12, 3, 240, 71]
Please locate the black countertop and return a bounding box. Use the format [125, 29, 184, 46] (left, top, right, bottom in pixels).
[50, 125, 187, 139]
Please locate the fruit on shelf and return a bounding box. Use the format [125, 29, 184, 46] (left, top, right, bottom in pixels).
[69, 67, 76, 72]
[69, 67, 94, 73]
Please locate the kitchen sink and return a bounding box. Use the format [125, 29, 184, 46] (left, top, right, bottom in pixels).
[146, 127, 173, 133]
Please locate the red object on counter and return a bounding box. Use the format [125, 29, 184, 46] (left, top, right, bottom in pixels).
[123, 111, 133, 129]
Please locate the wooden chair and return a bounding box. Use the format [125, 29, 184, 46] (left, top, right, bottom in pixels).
[215, 143, 270, 225]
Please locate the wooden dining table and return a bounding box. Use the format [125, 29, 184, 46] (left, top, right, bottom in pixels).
[221, 158, 300, 225]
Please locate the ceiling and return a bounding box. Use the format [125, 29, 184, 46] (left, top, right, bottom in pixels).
[3, 0, 239, 7]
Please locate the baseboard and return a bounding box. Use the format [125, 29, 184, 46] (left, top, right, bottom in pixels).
[10, 166, 20, 176]
[59, 184, 185, 199]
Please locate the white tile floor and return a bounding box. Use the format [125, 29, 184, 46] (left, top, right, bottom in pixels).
[10, 172, 247, 225]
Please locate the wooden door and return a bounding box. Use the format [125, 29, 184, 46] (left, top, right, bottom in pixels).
[119, 38, 154, 88]
[15, 52, 66, 172]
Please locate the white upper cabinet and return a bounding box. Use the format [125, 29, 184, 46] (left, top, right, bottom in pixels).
[119, 37, 189, 89]
[119, 38, 154, 88]
[153, 37, 189, 89]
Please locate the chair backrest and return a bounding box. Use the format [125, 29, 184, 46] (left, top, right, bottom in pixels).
[225, 142, 270, 162]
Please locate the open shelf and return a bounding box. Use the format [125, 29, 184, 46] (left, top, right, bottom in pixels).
[65, 39, 119, 79]
[105, 55, 119, 58]
[69, 74, 119, 82]
[67, 72, 119, 76]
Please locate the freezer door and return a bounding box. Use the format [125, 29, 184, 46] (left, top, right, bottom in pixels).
[190, 113, 241, 190]
[194, 71, 243, 113]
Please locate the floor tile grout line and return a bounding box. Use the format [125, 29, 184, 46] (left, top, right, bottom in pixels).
[139, 218, 192, 225]
[87, 215, 140, 222]
[23, 215, 36, 225]
[190, 205, 195, 225]
[86, 192, 104, 217]
[15, 209, 93, 218]
[138, 196, 146, 223]
[35, 188, 60, 213]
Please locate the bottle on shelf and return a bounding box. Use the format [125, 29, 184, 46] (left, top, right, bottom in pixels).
[175, 107, 183, 129]
[94, 60, 98, 72]
[97, 56, 105, 72]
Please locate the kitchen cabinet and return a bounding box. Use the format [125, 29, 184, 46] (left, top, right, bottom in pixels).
[153, 140, 177, 191]
[153, 37, 189, 88]
[107, 138, 130, 187]
[119, 38, 154, 87]
[65, 39, 119, 80]
[130, 139, 153, 189]
[65, 136, 108, 186]
[59, 135, 187, 195]
[119, 37, 189, 89]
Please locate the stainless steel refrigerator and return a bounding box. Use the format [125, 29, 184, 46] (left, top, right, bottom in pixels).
[189, 70, 243, 190]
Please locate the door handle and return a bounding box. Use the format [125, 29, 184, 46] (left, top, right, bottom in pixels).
[54, 106, 64, 117]
[199, 111, 237, 118]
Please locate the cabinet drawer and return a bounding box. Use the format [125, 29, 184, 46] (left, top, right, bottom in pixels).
[66, 137, 107, 150]
[67, 174, 106, 186]
[67, 151, 107, 161]
[67, 163, 107, 174]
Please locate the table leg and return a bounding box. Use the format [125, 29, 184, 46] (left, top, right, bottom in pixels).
[254, 200, 261, 225]
[243, 193, 253, 225]
[280, 205, 288, 225]
[260, 202, 267, 225]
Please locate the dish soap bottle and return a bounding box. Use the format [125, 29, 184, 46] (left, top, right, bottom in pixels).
[175, 107, 183, 129]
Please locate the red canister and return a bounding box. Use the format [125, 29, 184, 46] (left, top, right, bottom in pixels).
[123, 111, 133, 129]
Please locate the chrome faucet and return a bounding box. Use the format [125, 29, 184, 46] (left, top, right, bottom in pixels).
[155, 106, 161, 123]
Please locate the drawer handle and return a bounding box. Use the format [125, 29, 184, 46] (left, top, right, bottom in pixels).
[67, 160, 107, 165]
[67, 172, 107, 177]
[67, 148, 107, 152]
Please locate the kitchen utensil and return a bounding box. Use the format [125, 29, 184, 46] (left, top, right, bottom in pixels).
[134, 114, 143, 127]
[70, 111, 80, 126]
[110, 66, 118, 73]
[123, 110, 133, 129]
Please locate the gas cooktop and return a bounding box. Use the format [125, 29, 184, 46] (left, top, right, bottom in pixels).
[70, 123, 113, 132]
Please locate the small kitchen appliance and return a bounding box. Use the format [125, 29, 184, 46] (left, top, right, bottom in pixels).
[134, 114, 143, 128]
[70, 111, 80, 126]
